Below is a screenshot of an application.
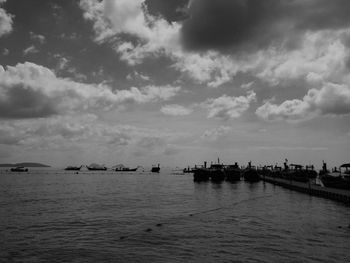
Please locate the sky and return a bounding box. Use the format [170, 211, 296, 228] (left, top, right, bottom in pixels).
[0, 0, 349, 168]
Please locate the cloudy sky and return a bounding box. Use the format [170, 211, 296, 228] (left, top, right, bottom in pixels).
[0, 0, 349, 168]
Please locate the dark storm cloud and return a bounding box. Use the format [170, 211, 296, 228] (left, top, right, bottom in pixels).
[181, 0, 350, 52]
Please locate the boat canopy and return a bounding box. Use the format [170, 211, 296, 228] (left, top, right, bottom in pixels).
[340, 163, 350, 168]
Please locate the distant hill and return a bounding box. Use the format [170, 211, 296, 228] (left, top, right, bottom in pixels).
[0, 162, 51, 167]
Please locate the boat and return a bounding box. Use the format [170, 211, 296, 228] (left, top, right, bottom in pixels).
[151, 164, 160, 173]
[242, 161, 260, 182]
[86, 164, 107, 171]
[224, 162, 241, 181]
[64, 165, 82, 171]
[340, 163, 350, 177]
[193, 159, 226, 182]
[87, 166, 107, 171]
[320, 162, 350, 190]
[10, 166, 28, 172]
[193, 162, 210, 182]
[115, 164, 138, 172]
[283, 163, 317, 183]
[208, 161, 225, 182]
[183, 166, 195, 173]
[257, 165, 273, 178]
[270, 165, 283, 178]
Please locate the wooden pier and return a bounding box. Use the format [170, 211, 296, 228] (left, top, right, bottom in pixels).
[261, 175, 350, 204]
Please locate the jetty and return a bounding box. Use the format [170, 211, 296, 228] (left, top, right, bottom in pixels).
[261, 175, 350, 204]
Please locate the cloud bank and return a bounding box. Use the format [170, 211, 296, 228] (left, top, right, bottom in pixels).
[0, 62, 180, 119]
[203, 91, 256, 120]
[256, 82, 350, 121]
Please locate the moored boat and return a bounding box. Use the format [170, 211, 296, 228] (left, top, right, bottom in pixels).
[151, 164, 160, 173]
[209, 162, 225, 182]
[224, 162, 241, 181]
[86, 164, 107, 171]
[115, 164, 138, 172]
[282, 162, 317, 183]
[320, 162, 350, 190]
[64, 165, 82, 171]
[242, 161, 260, 182]
[193, 162, 210, 182]
[10, 166, 28, 172]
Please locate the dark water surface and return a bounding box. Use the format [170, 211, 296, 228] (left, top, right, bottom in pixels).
[1, 169, 349, 262]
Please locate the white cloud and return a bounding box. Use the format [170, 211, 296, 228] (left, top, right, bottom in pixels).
[174, 30, 350, 88]
[256, 82, 350, 121]
[255, 31, 348, 86]
[80, 0, 181, 65]
[161, 104, 193, 116]
[0, 0, 13, 37]
[203, 91, 256, 120]
[23, 45, 39, 56]
[0, 62, 181, 118]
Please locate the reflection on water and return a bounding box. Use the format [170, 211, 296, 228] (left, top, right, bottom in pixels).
[0, 169, 349, 263]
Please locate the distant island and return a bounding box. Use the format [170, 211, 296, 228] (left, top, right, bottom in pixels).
[0, 162, 51, 167]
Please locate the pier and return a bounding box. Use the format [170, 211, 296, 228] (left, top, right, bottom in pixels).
[261, 175, 350, 204]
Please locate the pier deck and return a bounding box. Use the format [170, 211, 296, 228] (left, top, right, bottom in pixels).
[261, 175, 350, 204]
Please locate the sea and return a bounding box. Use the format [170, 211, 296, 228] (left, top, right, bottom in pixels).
[0, 168, 349, 263]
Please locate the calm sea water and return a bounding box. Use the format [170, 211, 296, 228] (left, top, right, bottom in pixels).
[0, 168, 349, 263]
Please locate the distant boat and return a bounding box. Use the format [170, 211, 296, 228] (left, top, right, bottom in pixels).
[151, 164, 160, 173]
[64, 165, 82, 171]
[115, 164, 138, 172]
[87, 166, 107, 171]
[10, 167, 28, 172]
[183, 166, 195, 173]
[86, 164, 107, 171]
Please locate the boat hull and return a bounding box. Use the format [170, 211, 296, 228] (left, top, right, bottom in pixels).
[151, 167, 160, 173]
[10, 167, 28, 172]
[115, 168, 137, 172]
[243, 169, 260, 182]
[321, 176, 350, 190]
[193, 168, 210, 182]
[64, 166, 82, 171]
[225, 169, 241, 181]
